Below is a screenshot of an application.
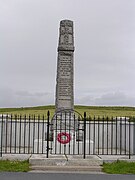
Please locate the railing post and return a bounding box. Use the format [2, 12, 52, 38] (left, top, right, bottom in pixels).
[46, 111, 50, 158]
[83, 112, 86, 159]
[0, 114, 3, 157]
[129, 119, 131, 159]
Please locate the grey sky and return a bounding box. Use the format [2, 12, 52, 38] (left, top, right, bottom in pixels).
[0, 0, 135, 107]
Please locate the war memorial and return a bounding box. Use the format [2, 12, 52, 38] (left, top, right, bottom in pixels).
[0, 21, 134, 164]
[55, 20, 74, 112]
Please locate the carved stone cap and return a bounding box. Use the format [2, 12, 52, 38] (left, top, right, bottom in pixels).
[58, 19, 74, 51]
[60, 20, 73, 26]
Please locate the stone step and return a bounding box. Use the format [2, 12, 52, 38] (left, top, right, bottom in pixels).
[30, 165, 102, 172]
[29, 157, 103, 166]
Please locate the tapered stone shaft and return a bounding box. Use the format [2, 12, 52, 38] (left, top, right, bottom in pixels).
[55, 20, 74, 112]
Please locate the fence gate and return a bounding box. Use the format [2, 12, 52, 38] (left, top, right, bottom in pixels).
[47, 110, 86, 156]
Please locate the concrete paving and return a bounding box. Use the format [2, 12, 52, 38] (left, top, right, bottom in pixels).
[0, 154, 31, 161]
[98, 155, 135, 163]
[1, 154, 135, 173]
[1, 154, 135, 162]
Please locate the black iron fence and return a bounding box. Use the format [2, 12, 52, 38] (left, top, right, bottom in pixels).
[0, 112, 135, 159]
[0, 114, 48, 155]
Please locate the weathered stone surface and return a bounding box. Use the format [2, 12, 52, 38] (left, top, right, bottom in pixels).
[55, 20, 74, 112]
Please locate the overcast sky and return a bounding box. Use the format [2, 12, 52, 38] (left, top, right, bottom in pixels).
[0, 0, 135, 107]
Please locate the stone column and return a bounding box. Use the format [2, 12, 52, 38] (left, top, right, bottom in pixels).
[55, 20, 75, 112]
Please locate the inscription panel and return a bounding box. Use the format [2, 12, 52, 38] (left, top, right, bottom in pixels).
[59, 55, 72, 77]
[57, 54, 73, 97]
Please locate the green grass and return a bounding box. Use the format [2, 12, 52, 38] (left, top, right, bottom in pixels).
[0, 160, 30, 172]
[75, 106, 135, 119]
[0, 105, 135, 118]
[103, 160, 135, 174]
[0, 105, 55, 119]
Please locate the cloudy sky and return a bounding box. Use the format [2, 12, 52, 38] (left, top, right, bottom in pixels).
[0, 0, 135, 107]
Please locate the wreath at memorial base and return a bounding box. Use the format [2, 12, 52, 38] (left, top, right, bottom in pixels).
[57, 132, 71, 144]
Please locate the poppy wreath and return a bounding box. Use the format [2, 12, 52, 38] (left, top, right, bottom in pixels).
[57, 132, 71, 144]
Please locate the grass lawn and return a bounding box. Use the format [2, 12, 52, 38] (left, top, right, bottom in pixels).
[0, 105, 135, 118]
[103, 160, 135, 174]
[0, 160, 30, 172]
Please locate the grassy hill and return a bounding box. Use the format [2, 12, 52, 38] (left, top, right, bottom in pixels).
[0, 105, 135, 118]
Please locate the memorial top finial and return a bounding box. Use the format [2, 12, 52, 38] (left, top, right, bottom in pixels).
[60, 20, 73, 26]
[58, 20, 74, 52]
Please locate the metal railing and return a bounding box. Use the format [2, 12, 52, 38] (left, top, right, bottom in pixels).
[0, 114, 48, 155]
[0, 112, 134, 159]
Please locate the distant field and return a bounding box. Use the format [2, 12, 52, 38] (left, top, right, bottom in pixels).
[0, 105, 135, 118]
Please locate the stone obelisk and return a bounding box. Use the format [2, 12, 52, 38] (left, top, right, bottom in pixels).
[55, 20, 74, 112]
